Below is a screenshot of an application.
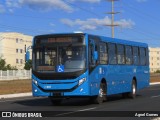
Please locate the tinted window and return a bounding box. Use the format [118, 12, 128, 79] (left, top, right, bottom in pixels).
[117, 44, 125, 64]
[108, 43, 117, 64]
[140, 47, 146, 65]
[99, 42, 108, 64]
[146, 48, 149, 66]
[133, 47, 139, 65]
[125, 46, 133, 65]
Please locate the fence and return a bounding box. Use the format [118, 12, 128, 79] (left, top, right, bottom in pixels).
[0, 70, 32, 81]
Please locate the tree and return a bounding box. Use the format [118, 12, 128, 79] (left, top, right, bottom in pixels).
[24, 60, 32, 70]
[0, 58, 6, 70]
[0, 57, 17, 70]
[155, 70, 160, 73]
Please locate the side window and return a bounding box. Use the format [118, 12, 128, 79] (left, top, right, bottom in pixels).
[108, 43, 117, 64]
[125, 46, 133, 65]
[99, 42, 108, 64]
[89, 44, 94, 65]
[133, 47, 139, 65]
[146, 48, 149, 66]
[140, 47, 146, 65]
[117, 44, 125, 64]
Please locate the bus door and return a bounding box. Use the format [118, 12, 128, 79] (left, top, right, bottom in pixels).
[89, 38, 100, 95]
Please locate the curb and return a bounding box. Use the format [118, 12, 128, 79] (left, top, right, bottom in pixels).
[150, 82, 160, 85]
[0, 83, 160, 99]
[0, 92, 32, 99]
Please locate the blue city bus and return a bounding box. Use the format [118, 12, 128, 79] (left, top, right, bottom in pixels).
[31, 33, 150, 105]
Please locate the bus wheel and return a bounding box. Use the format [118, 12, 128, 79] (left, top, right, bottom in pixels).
[92, 83, 106, 104]
[129, 80, 137, 99]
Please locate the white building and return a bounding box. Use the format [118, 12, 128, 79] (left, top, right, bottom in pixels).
[149, 47, 160, 73]
[0, 32, 33, 69]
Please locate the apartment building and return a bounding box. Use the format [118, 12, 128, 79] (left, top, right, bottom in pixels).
[149, 47, 160, 73]
[0, 32, 33, 69]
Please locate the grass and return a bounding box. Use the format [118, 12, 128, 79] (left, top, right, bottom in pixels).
[0, 75, 159, 95]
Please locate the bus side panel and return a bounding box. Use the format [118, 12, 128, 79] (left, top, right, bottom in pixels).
[89, 65, 149, 97]
[89, 65, 134, 96]
[136, 66, 150, 90]
[89, 66, 101, 96]
[106, 65, 133, 95]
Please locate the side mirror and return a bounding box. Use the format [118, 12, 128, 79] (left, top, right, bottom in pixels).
[93, 51, 98, 60]
[25, 51, 30, 62]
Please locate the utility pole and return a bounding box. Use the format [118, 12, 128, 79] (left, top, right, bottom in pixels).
[106, 0, 120, 38]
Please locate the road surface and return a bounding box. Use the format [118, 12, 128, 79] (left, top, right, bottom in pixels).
[0, 84, 160, 120]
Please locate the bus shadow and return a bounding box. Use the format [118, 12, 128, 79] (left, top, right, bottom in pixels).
[106, 94, 142, 102]
[13, 97, 92, 107]
[14, 94, 142, 107]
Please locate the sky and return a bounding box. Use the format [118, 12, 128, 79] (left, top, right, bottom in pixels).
[0, 0, 160, 47]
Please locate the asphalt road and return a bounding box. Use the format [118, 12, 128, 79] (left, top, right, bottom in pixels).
[0, 84, 160, 120]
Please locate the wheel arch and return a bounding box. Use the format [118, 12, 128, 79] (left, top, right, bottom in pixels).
[101, 78, 107, 84]
[101, 78, 107, 94]
[133, 76, 137, 87]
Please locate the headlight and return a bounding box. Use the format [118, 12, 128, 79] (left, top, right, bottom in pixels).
[32, 79, 38, 86]
[78, 78, 86, 86]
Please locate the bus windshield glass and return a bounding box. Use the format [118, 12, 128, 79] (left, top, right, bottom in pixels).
[33, 36, 86, 73]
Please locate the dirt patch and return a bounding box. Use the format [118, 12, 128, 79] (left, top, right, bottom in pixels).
[150, 75, 160, 83]
[0, 79, 31, 95]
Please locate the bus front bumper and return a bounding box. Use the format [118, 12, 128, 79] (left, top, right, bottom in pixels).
[32, 80, 90, 97]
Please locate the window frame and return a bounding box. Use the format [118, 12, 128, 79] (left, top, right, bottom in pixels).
[125, 45, 133, 65]
[16, 59, 19, 64]
[108, 43, 117, 65]
[133, 46, 140, 65]
[99, 42, 108, 65]
[139, 47, 147, 66]
[117, 44, 125, 65]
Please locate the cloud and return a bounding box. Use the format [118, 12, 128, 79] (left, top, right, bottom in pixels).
[136, 0, 147, 2]
[0, 4, 6, 13]
[116, 19, 135, 29]
[50, 23, 55, 27]
[3, 0, 101, 13]
[68, 0, 101, 3]
[6, 0, 21, 8]
[4, 0, 74, 13]
[61, 16, 135, 30]
[19, 0, 74, 12]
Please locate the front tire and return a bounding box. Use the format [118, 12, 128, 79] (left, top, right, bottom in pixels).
[91, 82, 107, 104]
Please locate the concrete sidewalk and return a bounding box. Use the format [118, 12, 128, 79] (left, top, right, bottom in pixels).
[0, 92, 32, 99]
[0, 82, 160, 99]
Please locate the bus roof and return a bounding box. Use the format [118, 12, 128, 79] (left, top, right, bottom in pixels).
[87, 33, 148, 47]
[34, 33, 148, 47]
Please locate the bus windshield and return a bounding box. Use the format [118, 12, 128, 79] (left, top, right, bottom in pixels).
[33, 45, 86, 73]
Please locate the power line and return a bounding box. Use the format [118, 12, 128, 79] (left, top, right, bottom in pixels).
[125, 0, 160, 22]
[119, 1, 160, 40]
[63, 0, 104, 18]
[0, 13, 58, 20]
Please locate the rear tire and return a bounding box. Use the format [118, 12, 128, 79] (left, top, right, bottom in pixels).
[129, 80, 137, 99]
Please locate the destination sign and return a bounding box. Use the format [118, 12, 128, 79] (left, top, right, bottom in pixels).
[48, 37, 72, 43]
[35, 36, 84, 45]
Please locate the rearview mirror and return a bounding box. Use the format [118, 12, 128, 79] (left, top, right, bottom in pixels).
[93, 51, 98, 60]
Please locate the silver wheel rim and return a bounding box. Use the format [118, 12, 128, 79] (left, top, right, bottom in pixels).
[99, 88, 103, 98]
[133, 83, 136, 95]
